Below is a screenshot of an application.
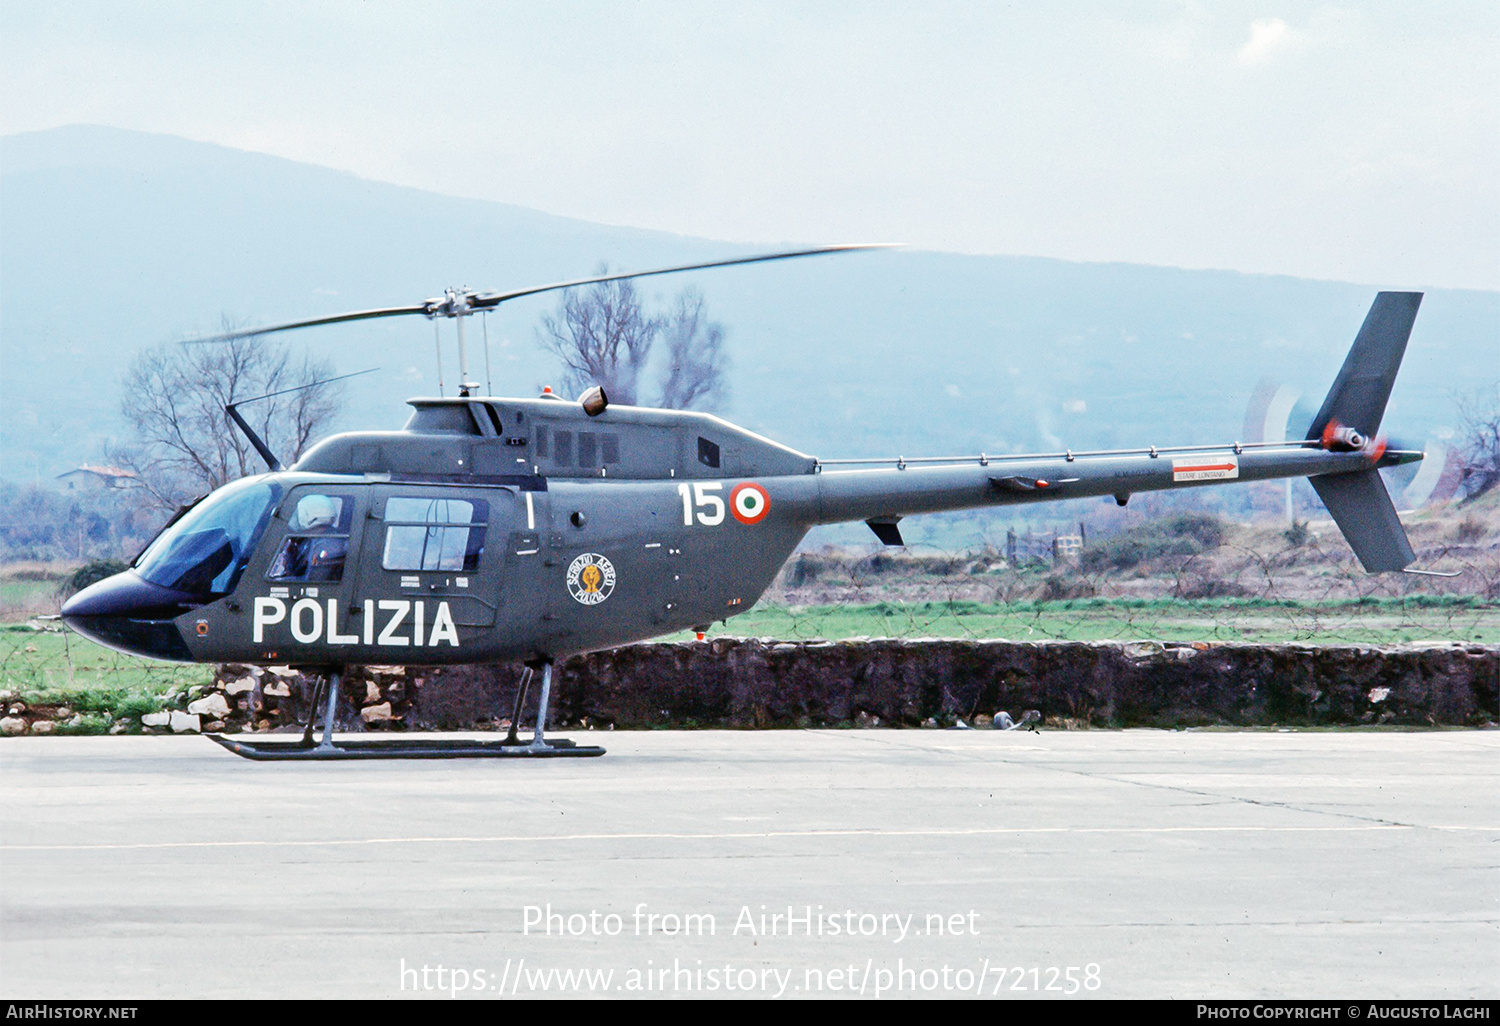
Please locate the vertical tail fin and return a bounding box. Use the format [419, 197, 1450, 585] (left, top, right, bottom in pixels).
[1306, 292, 1423, 573]
[1306, 292, 1422, 441]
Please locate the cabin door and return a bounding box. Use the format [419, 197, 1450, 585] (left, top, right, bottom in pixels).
[256, 484, 367, 653]
[364, 486, 502, 631]
[502, 486, 551, 640]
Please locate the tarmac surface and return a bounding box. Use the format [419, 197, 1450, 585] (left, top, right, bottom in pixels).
[1, 728, 1496, 1000]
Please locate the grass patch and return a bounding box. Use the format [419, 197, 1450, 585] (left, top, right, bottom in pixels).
[674, 596, 1500, 645]
[0, 562, 74, 620]
[56, 713, 112, 736]
[0, 626, 212, 706]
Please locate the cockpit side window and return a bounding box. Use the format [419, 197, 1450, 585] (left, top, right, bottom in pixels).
[287, 494, 349, 533]
[268, 494, 353, 582]
[134, 478, 283, 596]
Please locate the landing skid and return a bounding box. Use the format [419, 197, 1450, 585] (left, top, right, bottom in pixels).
[208, 661, 604, 761]
[207, 733, 605, 760]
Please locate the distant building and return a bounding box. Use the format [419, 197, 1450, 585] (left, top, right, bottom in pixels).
[1052, 534, 1084, 561]
[56, 465, 138, 492]
[1007, 525, 1086, 565]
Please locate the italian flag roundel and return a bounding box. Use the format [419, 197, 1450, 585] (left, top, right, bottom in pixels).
[730, 482, 770, 524]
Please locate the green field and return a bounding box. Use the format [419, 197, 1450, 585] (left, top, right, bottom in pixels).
[0, 624, 212, 730]
[672, 596, 1500, 646]
[0, 571, 69, 620]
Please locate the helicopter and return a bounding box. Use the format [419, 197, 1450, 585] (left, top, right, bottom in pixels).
[61, 245, 1435, 760]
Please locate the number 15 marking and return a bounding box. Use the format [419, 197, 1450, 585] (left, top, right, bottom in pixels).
[677, 482, 724, 525]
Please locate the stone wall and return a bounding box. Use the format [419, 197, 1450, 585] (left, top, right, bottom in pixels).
[190, 639, 1496, 734]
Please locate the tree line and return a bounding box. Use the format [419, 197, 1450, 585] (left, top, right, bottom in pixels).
[1, 276, 730, 562]
[6, 272, 1498, 567]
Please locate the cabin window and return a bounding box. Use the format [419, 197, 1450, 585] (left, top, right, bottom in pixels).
[404, 406, 481, 435]
[287, 494, 349, 533]
[268, 538, 349, 582]
[602, 434, 619, 465]
[535, 425, 549, 457]
[382, 496, 488, 572]
[578, 433, 597, 469]
[554, 430, 573, 466]
[481, 404, 504, 435]
[135, 477, 282, 596]
[268, 494, 353, 582]
[698, 437, 720, 469]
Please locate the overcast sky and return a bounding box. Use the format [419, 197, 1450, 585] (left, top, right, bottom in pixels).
[2, 1, 1495, 289]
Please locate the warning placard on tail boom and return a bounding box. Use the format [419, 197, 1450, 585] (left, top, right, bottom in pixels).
[1172, 456, 1239, 482]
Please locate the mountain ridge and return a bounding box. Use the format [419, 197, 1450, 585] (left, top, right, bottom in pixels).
[3, 126, 1495, 539]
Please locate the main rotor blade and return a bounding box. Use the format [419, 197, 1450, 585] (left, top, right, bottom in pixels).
[178, 243, 898, 343]
[468, 243, 899, 308]
[181, 305, 429, 344]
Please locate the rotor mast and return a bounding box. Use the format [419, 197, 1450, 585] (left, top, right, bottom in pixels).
[430, 287, 481, 397]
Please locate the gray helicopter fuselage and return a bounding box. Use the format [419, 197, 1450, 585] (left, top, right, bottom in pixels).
[51, 255, 1430, 761]
[85, 396, 821, 665]
[65, 389, 1412, 668]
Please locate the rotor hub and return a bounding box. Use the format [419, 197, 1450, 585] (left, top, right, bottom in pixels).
[425, 287, 476, 319]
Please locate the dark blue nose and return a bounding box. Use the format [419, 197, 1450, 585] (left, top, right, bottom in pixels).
[61, 571, 197, 661]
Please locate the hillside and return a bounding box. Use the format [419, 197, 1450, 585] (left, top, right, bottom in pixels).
[3, 126, 1496, 542]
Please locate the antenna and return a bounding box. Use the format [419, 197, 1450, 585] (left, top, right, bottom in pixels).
[482, 312, 494, 397]
[224, 367, 380, 472]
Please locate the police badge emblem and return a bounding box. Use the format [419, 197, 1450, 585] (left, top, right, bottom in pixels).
[566, 553, 617, 606]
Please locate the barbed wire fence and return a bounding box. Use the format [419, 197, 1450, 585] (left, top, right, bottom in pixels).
[0, 624, 209, 701]
[750, 527, 1499, 646]
[1, 515, 1496, 714]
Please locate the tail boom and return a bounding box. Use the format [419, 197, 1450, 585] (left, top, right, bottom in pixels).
[773, 445, 1414, 526]
[772, 291, 1425, 574]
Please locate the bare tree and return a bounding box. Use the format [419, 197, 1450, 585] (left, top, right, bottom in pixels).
[114, 327, 344, 508]
[658, 286, 729, 411]
[1455, 382, 1500, 499]
[536, 276, 659, 405]
[536, 273, 729, 410]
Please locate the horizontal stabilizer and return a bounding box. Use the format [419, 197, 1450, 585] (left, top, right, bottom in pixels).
[1310, 469, 1415, 572]
[866, 518, 904, 546]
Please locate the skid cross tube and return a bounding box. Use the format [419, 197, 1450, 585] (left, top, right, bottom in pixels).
[318, 671, 341, 751]
[299, 673, 329, 748]
[531, 662, 555, 751]
[505, 665, 534, 745]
